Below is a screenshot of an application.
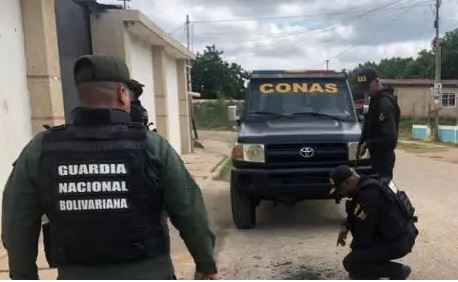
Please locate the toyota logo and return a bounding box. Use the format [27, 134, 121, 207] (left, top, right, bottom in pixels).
[300, 147, 315, 158]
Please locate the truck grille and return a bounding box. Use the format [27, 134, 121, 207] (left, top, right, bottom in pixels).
[265, 143, 348, 166]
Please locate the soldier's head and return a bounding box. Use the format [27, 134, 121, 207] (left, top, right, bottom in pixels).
[356, 68, 383, 97]
[330, 165, 360, 197]
[74, 55, 132, 113]
[126, 79, 145, 100]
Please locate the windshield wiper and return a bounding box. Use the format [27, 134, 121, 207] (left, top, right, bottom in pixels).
[290, 112, 349, 121]
[251, 111, 293, 119]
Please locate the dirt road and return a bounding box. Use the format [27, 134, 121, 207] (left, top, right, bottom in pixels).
[1, 130, 456, 279]
[193, 131, 458, 280]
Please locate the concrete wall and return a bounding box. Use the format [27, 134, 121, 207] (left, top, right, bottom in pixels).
[21, 0, 65, 133]
[90, 11, 127, 60]
[394, 86, 458, 118]
[165, 53, 182, 153]
[127, 34, 156, 124]
[177, 60, 192, 153]
[0, 0, 33, 203]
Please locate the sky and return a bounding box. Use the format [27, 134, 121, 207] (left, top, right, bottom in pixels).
[99, 0, 458, 71]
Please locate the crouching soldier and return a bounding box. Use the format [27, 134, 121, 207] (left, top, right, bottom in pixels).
[330, 165, 418, 280]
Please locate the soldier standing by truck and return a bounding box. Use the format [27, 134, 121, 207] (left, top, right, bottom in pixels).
[356, 68, 400, 181]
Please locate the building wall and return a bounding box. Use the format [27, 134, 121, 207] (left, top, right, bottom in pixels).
[395, 87, 430, 117]
[127, 34, 156, 124]
[394, 86, 458, 118]
[165, 53, 182, 153]
[0, 0, 32, 201]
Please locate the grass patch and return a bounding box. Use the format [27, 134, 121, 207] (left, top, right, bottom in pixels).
[399, 117, 458, 146]
[397, 141, 448, 154]
[211, 156, 228, 173]
[193, 98, 243, 131]
[213, 156, 232, 182]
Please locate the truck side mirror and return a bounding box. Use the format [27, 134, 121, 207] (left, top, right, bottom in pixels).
[228, 105, 239, 123]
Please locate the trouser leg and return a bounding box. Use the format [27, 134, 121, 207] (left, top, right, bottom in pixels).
[370, 150, 395, 181]
[342, 241, 407, 279]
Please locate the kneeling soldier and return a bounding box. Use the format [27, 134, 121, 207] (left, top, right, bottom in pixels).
[330, 165, 417, 280]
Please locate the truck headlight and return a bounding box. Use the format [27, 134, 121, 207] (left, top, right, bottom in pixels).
[347, 142, 370, 161]
[232, 143, 265, 163]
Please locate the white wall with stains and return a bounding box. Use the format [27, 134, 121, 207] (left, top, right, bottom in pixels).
[0, 1, 33, 198]
[128, 34, 157, 125]
[165, 53, 181, 154]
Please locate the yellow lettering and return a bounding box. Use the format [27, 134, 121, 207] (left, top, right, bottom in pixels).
[259, 84, 274, 94]
[325, 83, 338, 94]
[275, 83, 292, 93]
[357, 75, 367, 83]
[292, 83, 308, 93]
[309, 83, 324, 93]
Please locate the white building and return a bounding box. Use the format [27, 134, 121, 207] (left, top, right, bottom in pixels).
[0, 0, 34, 197]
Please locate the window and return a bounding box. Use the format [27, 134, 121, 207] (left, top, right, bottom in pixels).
[441, 92, 456, 108]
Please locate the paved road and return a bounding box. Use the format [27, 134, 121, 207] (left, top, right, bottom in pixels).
[195, 131, 458, 280]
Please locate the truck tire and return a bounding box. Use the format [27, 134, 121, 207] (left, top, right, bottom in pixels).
[231, 182, 256, 229]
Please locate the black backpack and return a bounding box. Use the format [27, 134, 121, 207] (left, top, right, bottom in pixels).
[376, 179, 419, 242]
[386, 181, 417, 223]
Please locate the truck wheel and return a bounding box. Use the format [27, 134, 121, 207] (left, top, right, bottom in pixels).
[231, 183, 256, 229]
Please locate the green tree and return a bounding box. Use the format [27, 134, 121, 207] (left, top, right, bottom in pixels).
[348, 27, 458, 83]
[403, 50, 434, 78]
[378, 57, 414, 78]
[441, 29, 458, 79]
[191, 45, 249, 99]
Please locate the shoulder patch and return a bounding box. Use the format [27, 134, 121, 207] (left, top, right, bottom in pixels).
[357, 210, 367, 220]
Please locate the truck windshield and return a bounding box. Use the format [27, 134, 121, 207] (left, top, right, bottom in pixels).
[247, 78, 355, 121]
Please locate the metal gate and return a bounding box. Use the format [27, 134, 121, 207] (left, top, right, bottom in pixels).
[55, 0, 92, 121]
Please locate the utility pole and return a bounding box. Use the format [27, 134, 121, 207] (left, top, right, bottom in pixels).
[186, 14, 191, 50]
[326, 59, 329, 71]
[431, 0, 442, 141]
[118, 0, 130, 9]
[185, 14, 198, 141]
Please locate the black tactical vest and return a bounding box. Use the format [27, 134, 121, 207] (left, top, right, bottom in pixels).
[40, 122, 169, 266]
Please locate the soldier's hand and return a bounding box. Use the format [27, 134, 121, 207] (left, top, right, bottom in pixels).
[195, 272, 218, 280]
[358, 142, 367, 158]
[337, 227, 349, 247]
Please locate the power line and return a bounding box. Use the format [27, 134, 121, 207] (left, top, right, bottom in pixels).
[168, 24, 185, 35]
[192, 0, 421, 24]
[194, 2, 430, 40]
[325, 0, 430, 63]
[193, 0, 414, 44]
[209, 0, 413, 44]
